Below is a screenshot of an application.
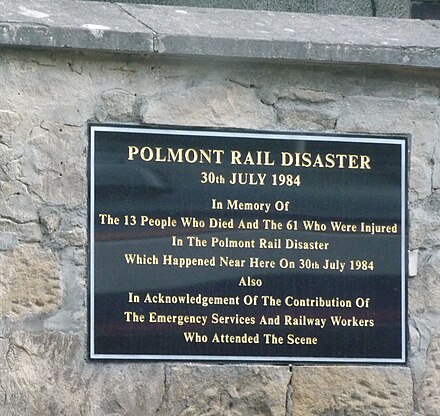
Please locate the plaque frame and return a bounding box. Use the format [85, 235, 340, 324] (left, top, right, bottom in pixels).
[89, 124, 408, 364]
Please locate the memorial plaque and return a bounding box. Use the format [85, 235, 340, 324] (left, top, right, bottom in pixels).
[89, 125, 407, 363]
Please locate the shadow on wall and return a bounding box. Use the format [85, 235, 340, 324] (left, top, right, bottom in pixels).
[80, 0, 440, 20]
[80, 0, 415, 18]
[412, 1, 440, 19]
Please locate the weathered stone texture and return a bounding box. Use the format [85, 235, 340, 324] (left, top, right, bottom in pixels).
[38, 207, 61, 235]
[159, 364, 291, 415]
[375, 0, 410, 18]
[291, 366, 413, 415]
[409, 248, 440, 314]
[0, 244, 60, 318]
[0, 180, 39, 224]
[22, 123, 86, 208]
[336, 96, 439, 202]
[275, 99, 340, 130]
[2, 331, 165, 416]
[419, 333, 440, 415]
[44, 247, 87, 332]
[96, 88, 138, 122]
[140, 82, 277, 129]
[0, 219, 42, 245]
[410, 198, 440, 250]
[0, 45, 439, 414]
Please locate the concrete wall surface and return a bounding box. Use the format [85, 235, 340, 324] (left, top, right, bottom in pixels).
[0, 1, 440, 415]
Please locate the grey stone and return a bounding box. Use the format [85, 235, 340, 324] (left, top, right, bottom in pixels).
[0, 1, 438, 68]
[203, 0, 269, 9]
[410, 248, 440, 314]
[140, 82, 277, 128]
[3, 331, 165, 416]
[38, 207, 61, 234]
[85, 0, 411, 18]
[419, 332, 440, 415]
[0, 232, 19, 251]
[0, 219, 42, 244]
[410, 156, 433, 201]
[337, 96, 410, 133]
[0, 180, 39, 223]
[257, 83, 342, 106]
[289, 88, 341, 103]
[375, 0, 410, 18]
[336, 97, 438, 201]
[45, 208, 87, 249]
[0, 0, 154, 53]
[1, 156, 23, 182]
[408, 119, 439, 200]
[409, 314, 432, 393]
[266, 0, 316, 13]
[0, 110, 22, 133]
[313, 0, 372, 16]
[159, 364, 290, 415]
[96, 88, 138, 122]
[22, 124, 86, 208]
[275, 99, 340, 130]
[122, 4, 440, 69]
[410, 197, 440, 250]
[44, 247, 86, 332]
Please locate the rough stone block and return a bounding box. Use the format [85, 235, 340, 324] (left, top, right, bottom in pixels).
[44, 247, 87, 332]
[96, 88, 138, 122]
[291, 366, 413, 415]
[266, 0, 315, 12]
[409, 120, 439, 200]
[205, 0, 268, 9]
[0, 110, 22, 133]
[140, 82, 276, 129]
[337, 96, 410, 133]
[275, 99, 340, 130]
[410, 155, 433, 201]
[0, 232, 19, 251]
[0, 219, 42, 244]
[0, 244, 60, 317]
[419, 332, 440, 415]
[82, 363, 165, 416]
[314, 0, 372, 16]
[289, 88, 341, 103]
[376, 0, 410, 18]
[38, 207, 61, 234]
[50, 210, 87, 249]
[160, 364, 291, 415]
[3, 331, 165, 416]
[0, 181, 39, 223]
[410, 198, 440, 250]
[337, 97, 438, 201]
[22, 124, 86, 208]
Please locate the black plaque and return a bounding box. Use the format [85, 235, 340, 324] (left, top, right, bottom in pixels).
[89, 125, 407, 363]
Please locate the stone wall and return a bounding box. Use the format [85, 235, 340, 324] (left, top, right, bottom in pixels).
[0, 1, 440, 415]
[82, 0, 411, 18]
